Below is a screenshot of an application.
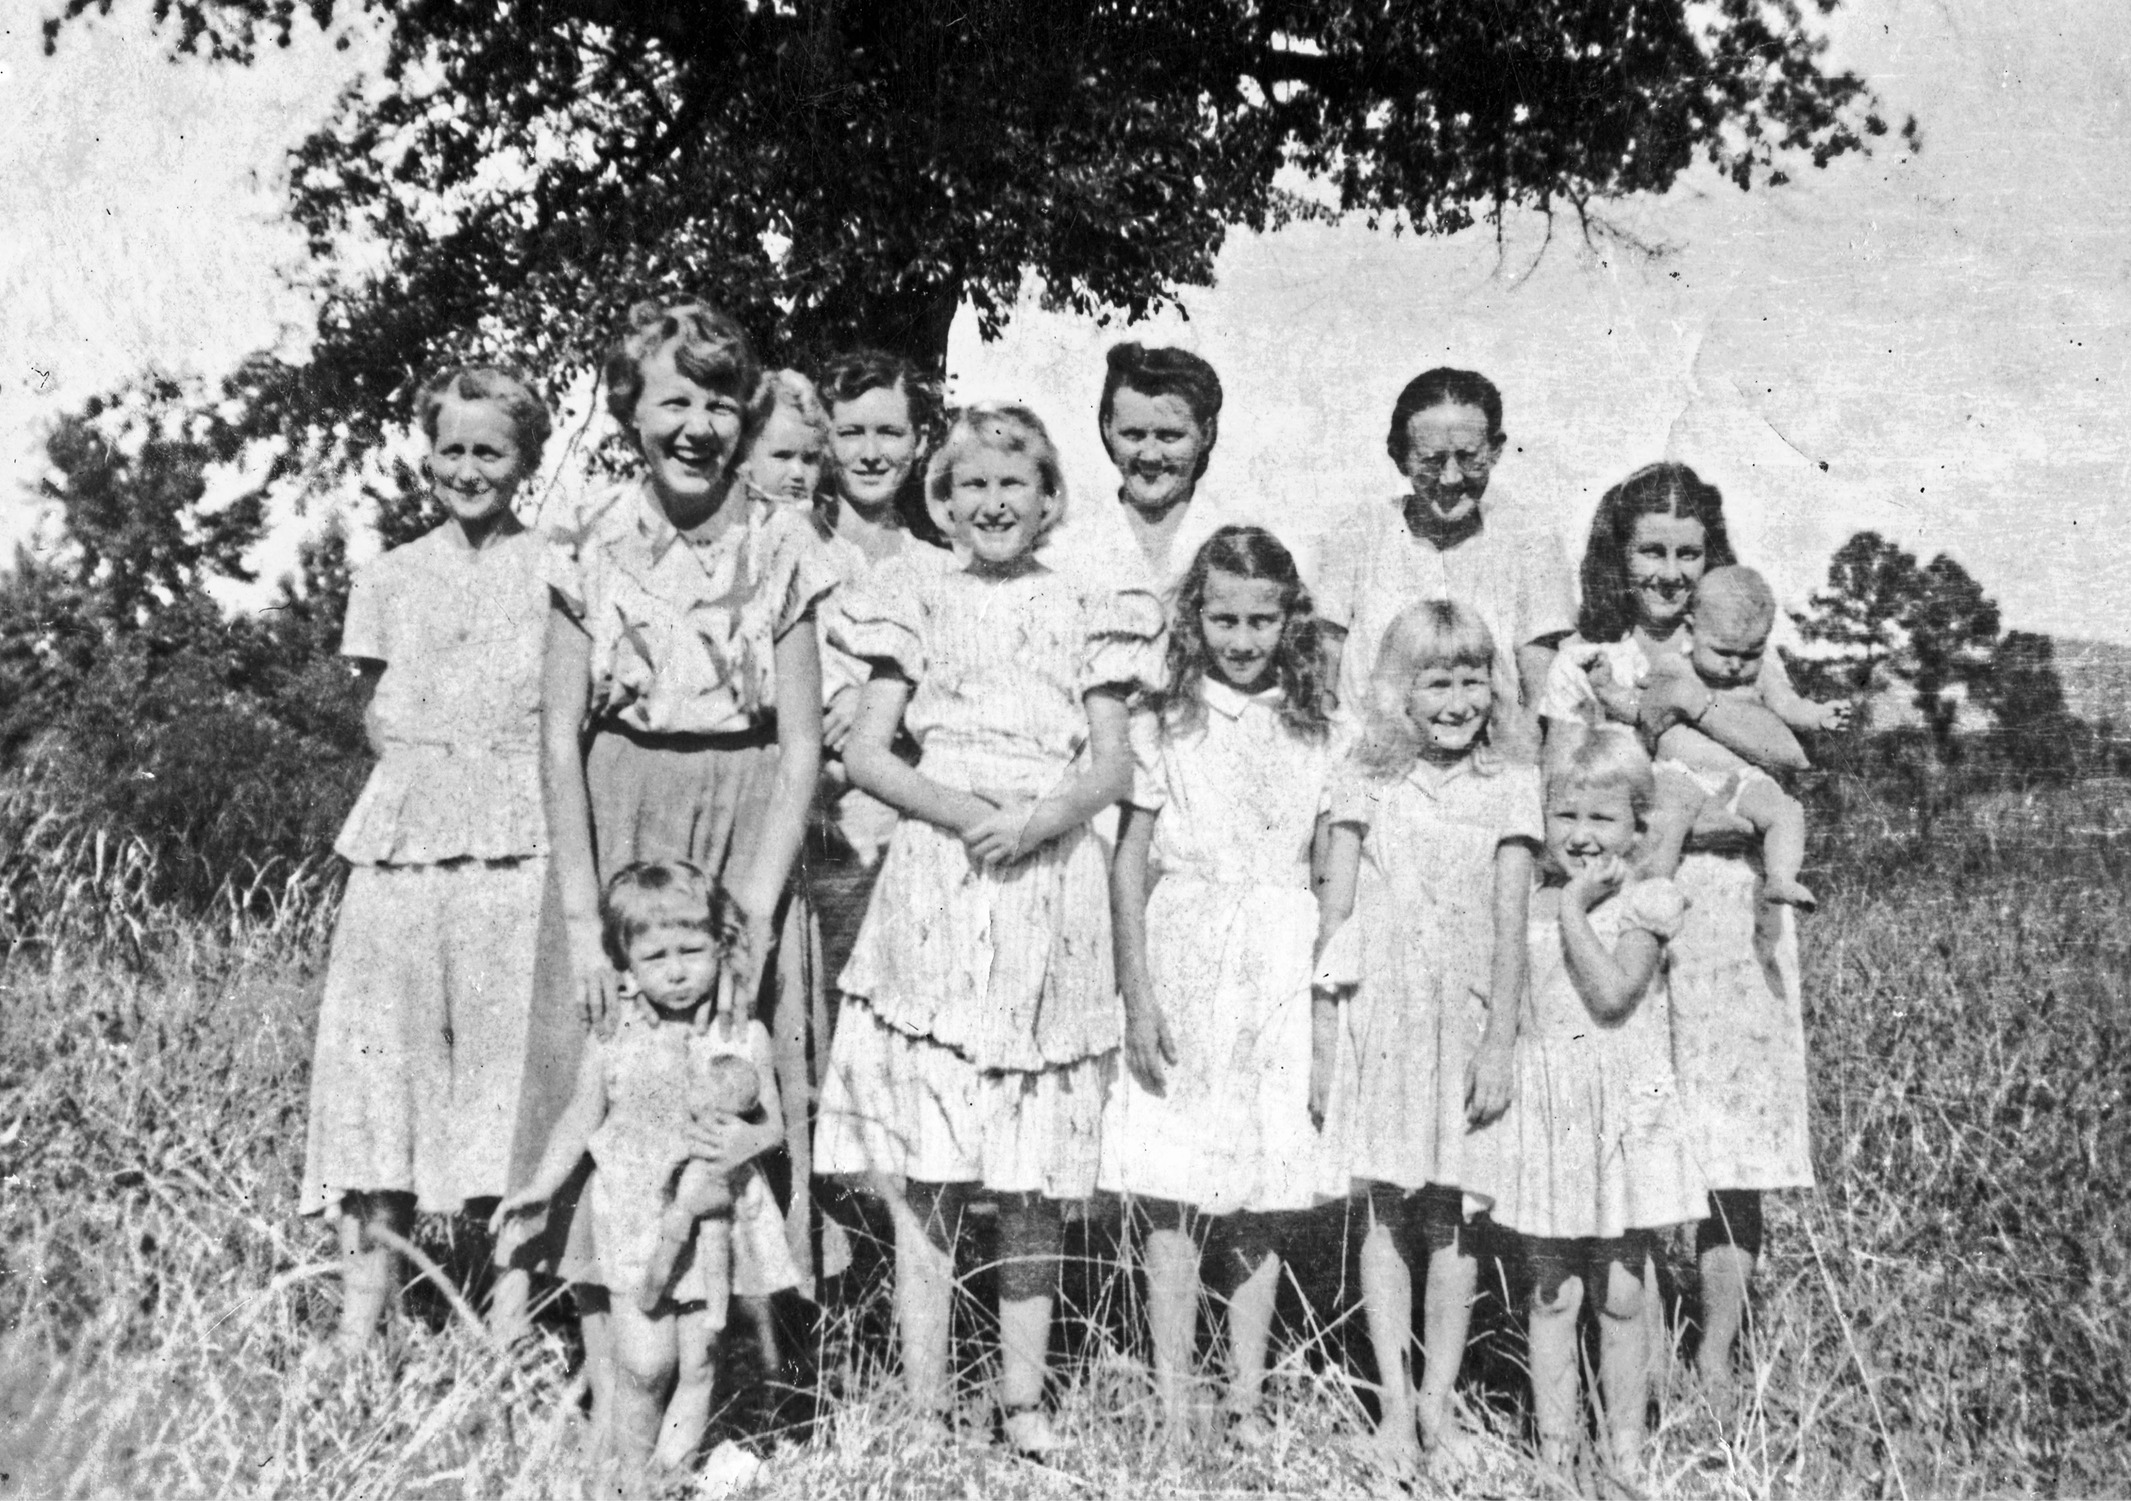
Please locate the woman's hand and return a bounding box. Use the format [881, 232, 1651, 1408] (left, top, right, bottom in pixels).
[489, 1188, 547, 1235]
[1122, 985, 1177, 1094]
[709, 902, 774, 1031]
[961, 797, 1035, 869]
[1465, 1038, 1514, 1127]
[684, 1112, 781, 1179]
[569, 920, 620, 1032]
[823, 685, 862, 754]
[1308, 1033, 1337, 1130]
[1564, 854, 1628, 914]
[1587, 655, 1642, 726]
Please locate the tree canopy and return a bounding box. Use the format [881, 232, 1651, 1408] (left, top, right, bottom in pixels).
[47, 0, 1895, 463]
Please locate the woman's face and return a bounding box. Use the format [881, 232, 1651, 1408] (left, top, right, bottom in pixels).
[1397, 401, 1501, 526]
[744, 405, 827, 508]
[1624, 512, 1710, 631]
[428, 396, 531, 528]
[632, 342, 746, 515]
[830, 383, 921, 515]
[1103, 386, 1212, 515]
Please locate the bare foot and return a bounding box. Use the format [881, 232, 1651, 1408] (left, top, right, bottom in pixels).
[1002, 1407, 1062, 1458]
[1764, 877, 1816, 912]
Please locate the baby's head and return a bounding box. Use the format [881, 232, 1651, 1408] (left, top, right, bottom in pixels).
[600, 861, 734, 1019]
[1543, 726, 1656, 876]
[1689, 566, 1776, 690]
[926, 402, 1065, 571]
[695, 1053, 761, 1119]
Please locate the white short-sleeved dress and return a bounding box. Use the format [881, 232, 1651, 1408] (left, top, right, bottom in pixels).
[1540, 636, 1816, 1193]
[1098, 683, 1349, 1214]
[1321, 752, 1544, 1195]
[814, 556, 1163, 1197]
[1472, 878, 1708, 1241]
[584, 1014, 798, 1323]
[302, 523, 550, 1217]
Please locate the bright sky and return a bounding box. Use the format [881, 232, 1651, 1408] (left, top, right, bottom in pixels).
[6, 0, 2127, 642]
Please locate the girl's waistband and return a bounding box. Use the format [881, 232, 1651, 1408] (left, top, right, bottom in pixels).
[593, 719, 778, 753]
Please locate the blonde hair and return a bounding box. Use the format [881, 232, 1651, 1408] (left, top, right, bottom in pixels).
[1356, 599, 1501, 777]
[1693, 564, 1777, 639]
[599, 860, 734, 972]
[603, 299, 761, 434]
[1545, 724, 1658, 820]
[924, 402, 1067, 539]
[756, 367, 829, 438]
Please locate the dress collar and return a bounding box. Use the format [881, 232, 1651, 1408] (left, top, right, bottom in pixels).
[1201, 676, 1282, 721]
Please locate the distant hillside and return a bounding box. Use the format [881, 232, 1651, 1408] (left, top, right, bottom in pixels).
[2056, 638, 2131, 730]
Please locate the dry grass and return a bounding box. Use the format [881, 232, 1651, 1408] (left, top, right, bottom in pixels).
[2, 778, 2127, 1498]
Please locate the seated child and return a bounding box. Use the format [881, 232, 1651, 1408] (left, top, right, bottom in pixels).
[1649, 566, 1848, 909]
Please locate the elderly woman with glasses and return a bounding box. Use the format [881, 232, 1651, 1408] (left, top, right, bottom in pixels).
[1317, 368, 1576, 760]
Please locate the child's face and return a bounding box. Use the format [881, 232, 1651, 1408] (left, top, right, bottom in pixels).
[1403, 660, 1493, 757]
[830, 384, 920, 515]
[1199, 569, 1286, 692]
[626, 922, 720, 1016]
[1689, 607, 1769, 689]
[944, 443, 1055, 568]
[1545, 781, 1641, 873]
[633, 343, 747, 512]
[1103, 385, 1212, 515]
[744, 406, 826, 508]
[429, 397, 532, 526]
[1624, 513, 1708, 631]
[1398, 401, 1500, 526]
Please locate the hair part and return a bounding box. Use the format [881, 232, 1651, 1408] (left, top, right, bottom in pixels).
[599, 860, 734, 973]
[415, 363, 553, 468]
[1158, 525, 1330, 741]
[1355, 598, 1501, 778]
[1693, 564, 1776, 638]
[1385, 367, 1505, 467]
[1546, 724, 1659, 821]
[603, 299, 762, 435]
[1575, 461, 1738, 644]
[1098, 343, 1225, 481]
[925, 401, 1067, 535]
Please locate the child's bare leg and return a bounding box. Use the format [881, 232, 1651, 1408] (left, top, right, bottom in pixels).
[1527, 1243, 1584, 1470]
[1358, 1185, 1420, 1470]
[1221, 1214, 1280, 1435]
[1639, 768, 1701, 879]
[1414, 1188, 1479, 1464]
[1738, 782, 1814, 909]
[603, 1295, 679, 1477]
[889, 1178, 964, 1418]
[330, 1189, 413, 1353]
[1696, 1190, 1761, 1398]
[1138, 1199, 1202, 1436]
[1595, 1242, 1651, 1480]
[997, 1191, 1063, 1453]
[650, 1308, 720, 1471]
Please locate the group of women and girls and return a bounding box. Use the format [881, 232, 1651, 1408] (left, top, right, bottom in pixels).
[299, 295, 1847, 1488]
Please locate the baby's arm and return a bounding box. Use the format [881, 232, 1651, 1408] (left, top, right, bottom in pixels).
[1730, 776, 1816, 911]
[1309, 818, 1364, 1126]
[968, 689, 1134, 864]
[843, 669, 997, 835]
[1112, 802, 1175, 1092]
[1467, 839, 1534, 1126]
[1558, 860, 1664, 1023]
[491, 1045, 607, 1229]
[1756, 652, 1852, 735]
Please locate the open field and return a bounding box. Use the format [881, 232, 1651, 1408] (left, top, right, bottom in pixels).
[3, 776, 2128, 1499]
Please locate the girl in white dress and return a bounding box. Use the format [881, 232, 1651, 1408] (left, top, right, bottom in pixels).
[1103, 525, 1346, 1443]
[1311, 600, 1540, 1471]
[814, 403, 1162, 1452]
[1471, 727, 1705, 1482]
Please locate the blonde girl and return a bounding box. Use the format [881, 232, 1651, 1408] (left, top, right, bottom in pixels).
[1101, 525, 1346, 1445]
[814, 403, 1161, 1453]
[1472, 728, 1705, 1482]
[741, 368, 831, 517]
[1311, 599, 1540, 1472]
[300, 363, 554, 1356]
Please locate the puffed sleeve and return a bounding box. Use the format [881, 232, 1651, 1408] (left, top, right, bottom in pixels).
[1618, 878, 1689, 942]
[765, 509, 840, 639]
[1519, 516, 1579, 644]
[1494, 763, 1546, 847]
[338, 553, 392, 662]
[828, 555, 928, 681]
[1310, 497, 1380, 632]
[1321, 752, 1383, 829]
[1125, 705, 1168, 812]
[1078, 583, 1166, 697]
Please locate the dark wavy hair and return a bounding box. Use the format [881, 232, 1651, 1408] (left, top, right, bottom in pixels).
[816, 348, 948, 545]
[1384, 367, 1504, 467]
[1575, 461, 1738, 644]
[1098, 343, 1224, 480]
[415, 363, 553, 468]
[602, 299, 763, 437]
[1158, 525, 1330, 742]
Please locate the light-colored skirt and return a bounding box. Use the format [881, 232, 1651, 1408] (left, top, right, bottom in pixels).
[302, 858, 545, 1215]
[816, 1000, 1113, 1199]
